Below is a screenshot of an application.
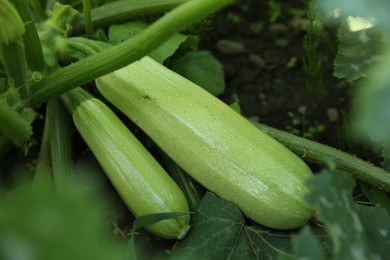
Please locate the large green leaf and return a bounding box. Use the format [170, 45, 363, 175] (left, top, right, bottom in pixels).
[108, 21, 187, 63]
[352, 48, 390, 143]
[295, 169, 390, 259]
[318, 0, 390, 28]
[171, 192, 296, 259]
[333, 22, 383, 82]
[280, 226, 327, 260]
[170, 51, 225, 96]
[0, 185, 123, 260]
[305, 169, 372, 258]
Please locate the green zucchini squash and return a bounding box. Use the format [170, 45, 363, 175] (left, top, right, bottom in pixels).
[61, 87, 190, 239]
[96, 56, 314, 230]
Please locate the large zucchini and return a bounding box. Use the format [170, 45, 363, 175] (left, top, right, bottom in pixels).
[96, 57, 314, 229]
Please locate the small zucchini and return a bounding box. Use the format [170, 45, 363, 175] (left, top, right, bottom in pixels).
[61, 87, 190, 239]
[96, 57, 314, 230]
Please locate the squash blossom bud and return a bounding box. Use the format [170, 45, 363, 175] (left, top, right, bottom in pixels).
[0, 0, 25, 44]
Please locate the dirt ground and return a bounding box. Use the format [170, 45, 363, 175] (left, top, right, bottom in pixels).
[199, 0, 354, 152]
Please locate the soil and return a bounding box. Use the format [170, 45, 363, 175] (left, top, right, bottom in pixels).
[199, 0, 354, 152]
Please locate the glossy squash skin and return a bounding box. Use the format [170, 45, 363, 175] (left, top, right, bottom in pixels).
[62, 88, 190, 239]
[96, 57, 314, 229]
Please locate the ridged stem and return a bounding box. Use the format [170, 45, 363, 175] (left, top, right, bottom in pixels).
[33, 107, 53, 189]
[72, 0, 188, 34]
[47, 98, 73, 190]
[11, 0, 47, 72]
[82, 0, 93, 34]
[0, 40, 26, 91]
[159, 150, 203, 211]
[60, 87, 92, 114]
[29, 0, 47, 21]
[56, 37, 108, 63]
[255, 122, 390, 192]
[28, 0, 236, 106]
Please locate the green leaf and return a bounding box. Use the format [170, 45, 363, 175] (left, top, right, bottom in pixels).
[357, 206, 390, 256]
[108, 21, 187, 63]
[317, 0, 390, 28]
[359, 182, 390, 212]
[0, 185, 123, 260]
[352, 48, 390, 143]
[305, 169, 369, 258]
[304, 169, 390, 258]
[280, 226, 327, 260]
[230, 100, 241, 114]
[171, 192, 295, 259]
[333, 22, 384, 82]
[170, 51, 225, 96]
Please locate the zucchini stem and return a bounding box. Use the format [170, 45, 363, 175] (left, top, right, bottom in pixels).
[159, 150, 204, 211]
[255, 122, 390, 192]
[27, 0, 236, 106]
[71, 0, 188, 34]
[11, 0, 47, 73]
[29, 0, 47, 21]
[48, 98, 74, 190]
[33, 107, 53, 189]
[82, 0, 93, 35]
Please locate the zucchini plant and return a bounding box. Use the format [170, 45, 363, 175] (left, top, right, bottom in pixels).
[1, 0, 390, 258]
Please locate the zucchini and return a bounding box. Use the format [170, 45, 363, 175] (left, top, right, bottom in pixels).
[96, 56, 314, 230]
[61, 88, 190, 239]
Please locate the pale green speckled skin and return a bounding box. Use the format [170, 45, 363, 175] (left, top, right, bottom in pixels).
[96, 56, 314, 229]
[73, 97, 190, 239]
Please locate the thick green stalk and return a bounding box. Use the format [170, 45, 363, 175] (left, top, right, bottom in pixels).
[0, 0, 26, 90]
[255, 122, 390, 192]
[82, 0, 93, 34]
[0, 0, 25, 44]
[29, 0, 47, 21]
[33, 107, 53, 189]
[60, 86, 92, 113]
[11, 0, 47, 72]
[72, 0, 188, 34]
[159, 150, 203, 211]
[48, 98, 73, 190]
[0, 40, 26, 90]
[28, 0, 235, 106]
[56, 37, 108, 63]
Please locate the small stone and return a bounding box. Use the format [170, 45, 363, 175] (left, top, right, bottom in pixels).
[259, 93, 267, 100]
[274, 38, 289, 47]
[216, 39, 246, 55]
[327, 108, 339, 122]
[298, 106, 307, 115]
[249, 54, 266, 69]
[269, 23, 288, 34]
[250, 22, 264, 34]
[289, 17, 308, 31]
